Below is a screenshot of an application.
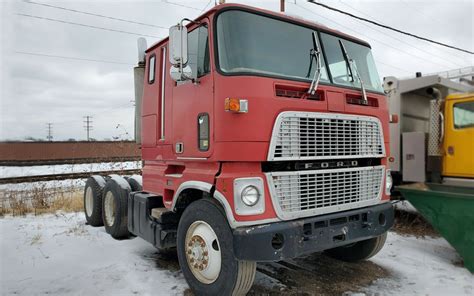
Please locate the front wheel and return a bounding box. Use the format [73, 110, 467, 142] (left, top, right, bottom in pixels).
[325, 232, 388, 262]
[177, 199, 256, 296]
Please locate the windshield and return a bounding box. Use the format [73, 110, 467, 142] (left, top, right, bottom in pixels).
[216, 10, 384, 93]
[216, 10, 329, 83]
[320, 33, 383, 92]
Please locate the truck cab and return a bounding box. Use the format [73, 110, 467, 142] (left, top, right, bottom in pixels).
[85, 4, 394, 295]
[442, 93, 474, 179]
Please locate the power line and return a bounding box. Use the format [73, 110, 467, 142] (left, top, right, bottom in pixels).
[83, 116, 93, 141]
[15, 51, 134, 65]
[337, 0, 466, 68]
[307, 0, 474, 55]
[17, 13, 162, 39]
[162, 0, 202, 11]
[292, 2, 451, 70]
[201, 0, 213, 13]
[23, 0, 168, 29]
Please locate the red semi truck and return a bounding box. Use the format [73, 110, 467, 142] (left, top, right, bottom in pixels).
[83, 4, 394, 295]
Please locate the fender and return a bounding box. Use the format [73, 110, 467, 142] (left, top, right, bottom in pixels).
[171, 181, 279, 228]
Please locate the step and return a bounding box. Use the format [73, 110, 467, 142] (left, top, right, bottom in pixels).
[151, 207, 180, 224]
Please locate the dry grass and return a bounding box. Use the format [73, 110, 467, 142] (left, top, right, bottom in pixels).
[1, 186, 84, 216]
[392, 209, 439, 238]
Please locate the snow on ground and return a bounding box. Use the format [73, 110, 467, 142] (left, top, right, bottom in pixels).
[0, 179, 86, 193]
[0, 213, 187, 296]
[365, 233, 473, 295]
[1, 213, 473, 295]
[1, 161, 141, 178]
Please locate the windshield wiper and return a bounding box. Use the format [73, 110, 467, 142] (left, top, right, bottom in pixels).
[338, 40, 368, 104]
[307, 32, 322, 95]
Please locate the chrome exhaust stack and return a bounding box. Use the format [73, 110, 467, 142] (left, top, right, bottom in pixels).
[134, 38, 147, 144]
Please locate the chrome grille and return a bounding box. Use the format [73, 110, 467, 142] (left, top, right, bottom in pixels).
[267, 166, 384, 220]
[269, 112, 385, 161]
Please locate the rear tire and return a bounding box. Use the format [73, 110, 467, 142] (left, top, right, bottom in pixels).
[177, 199, 256, 296]
[325, 232, 388, 262]
[102, 177, 130, 239]
[83, 176, 106, 227]
[127, 175, 142, 192]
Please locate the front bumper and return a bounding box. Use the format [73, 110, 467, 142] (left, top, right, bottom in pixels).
[232, 202, 394, 261]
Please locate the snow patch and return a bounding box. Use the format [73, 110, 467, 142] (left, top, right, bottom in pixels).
[0, 213, 188, 295]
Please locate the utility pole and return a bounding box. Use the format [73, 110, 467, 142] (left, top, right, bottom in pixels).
[46, 123, 53, 141]
[280, 0, 285, 12]
[83, 116, 93, 141]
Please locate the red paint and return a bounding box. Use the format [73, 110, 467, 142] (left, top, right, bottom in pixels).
[140, 3, 391, 223]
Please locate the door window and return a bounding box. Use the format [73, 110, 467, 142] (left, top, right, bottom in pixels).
[187, 25, 210, 79]
[453, 101, 474, 129]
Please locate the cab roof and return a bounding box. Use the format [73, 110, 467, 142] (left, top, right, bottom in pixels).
[146, 3, 370, 52]
[446, 92, 474, 100]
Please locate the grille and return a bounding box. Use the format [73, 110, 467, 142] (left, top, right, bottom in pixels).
[269, 112, 385, 161]
[267, 166, 384, 220]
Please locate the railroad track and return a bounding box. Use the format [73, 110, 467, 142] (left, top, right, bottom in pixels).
[0, 169, 141, 184]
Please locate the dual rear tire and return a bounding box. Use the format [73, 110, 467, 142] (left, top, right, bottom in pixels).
[83, 175, 136, 239]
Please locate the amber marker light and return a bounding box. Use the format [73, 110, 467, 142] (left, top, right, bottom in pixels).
[225, 98, 248, 113]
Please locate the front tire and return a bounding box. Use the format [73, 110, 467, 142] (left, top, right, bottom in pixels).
[177, 199, 256, 296]
[102, 177, 130, 239]
[325, 232, 388, 262]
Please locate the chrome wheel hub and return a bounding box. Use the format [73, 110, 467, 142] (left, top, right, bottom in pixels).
[185, 221, 221, 284]
[104, 191, 116, 227]
[85, 187, 93, 217]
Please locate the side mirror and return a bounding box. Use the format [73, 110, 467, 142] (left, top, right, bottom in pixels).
[169, 24, 188, 66]
[169, 23, 193, 82]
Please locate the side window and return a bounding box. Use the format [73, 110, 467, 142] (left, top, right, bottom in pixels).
[187, 25, 210, 79]
[453, 101, 474, 129]
[148, 55, 156, 84]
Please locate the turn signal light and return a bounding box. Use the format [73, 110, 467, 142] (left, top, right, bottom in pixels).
[225, 98, 248, 113]
[390, 114, 399, 123]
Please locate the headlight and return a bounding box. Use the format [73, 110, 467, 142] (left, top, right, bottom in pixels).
[385, 169, 393, 195]
[233, 178, 265, 215]
[241, 185, 260, 206]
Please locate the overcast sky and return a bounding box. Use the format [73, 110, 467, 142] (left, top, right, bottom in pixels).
[0, 0, 473, 141]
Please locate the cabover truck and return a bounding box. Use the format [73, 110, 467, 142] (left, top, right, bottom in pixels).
[83, 4, 394, 295]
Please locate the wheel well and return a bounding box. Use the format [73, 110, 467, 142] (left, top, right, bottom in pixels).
[174, 189, 211, 212]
